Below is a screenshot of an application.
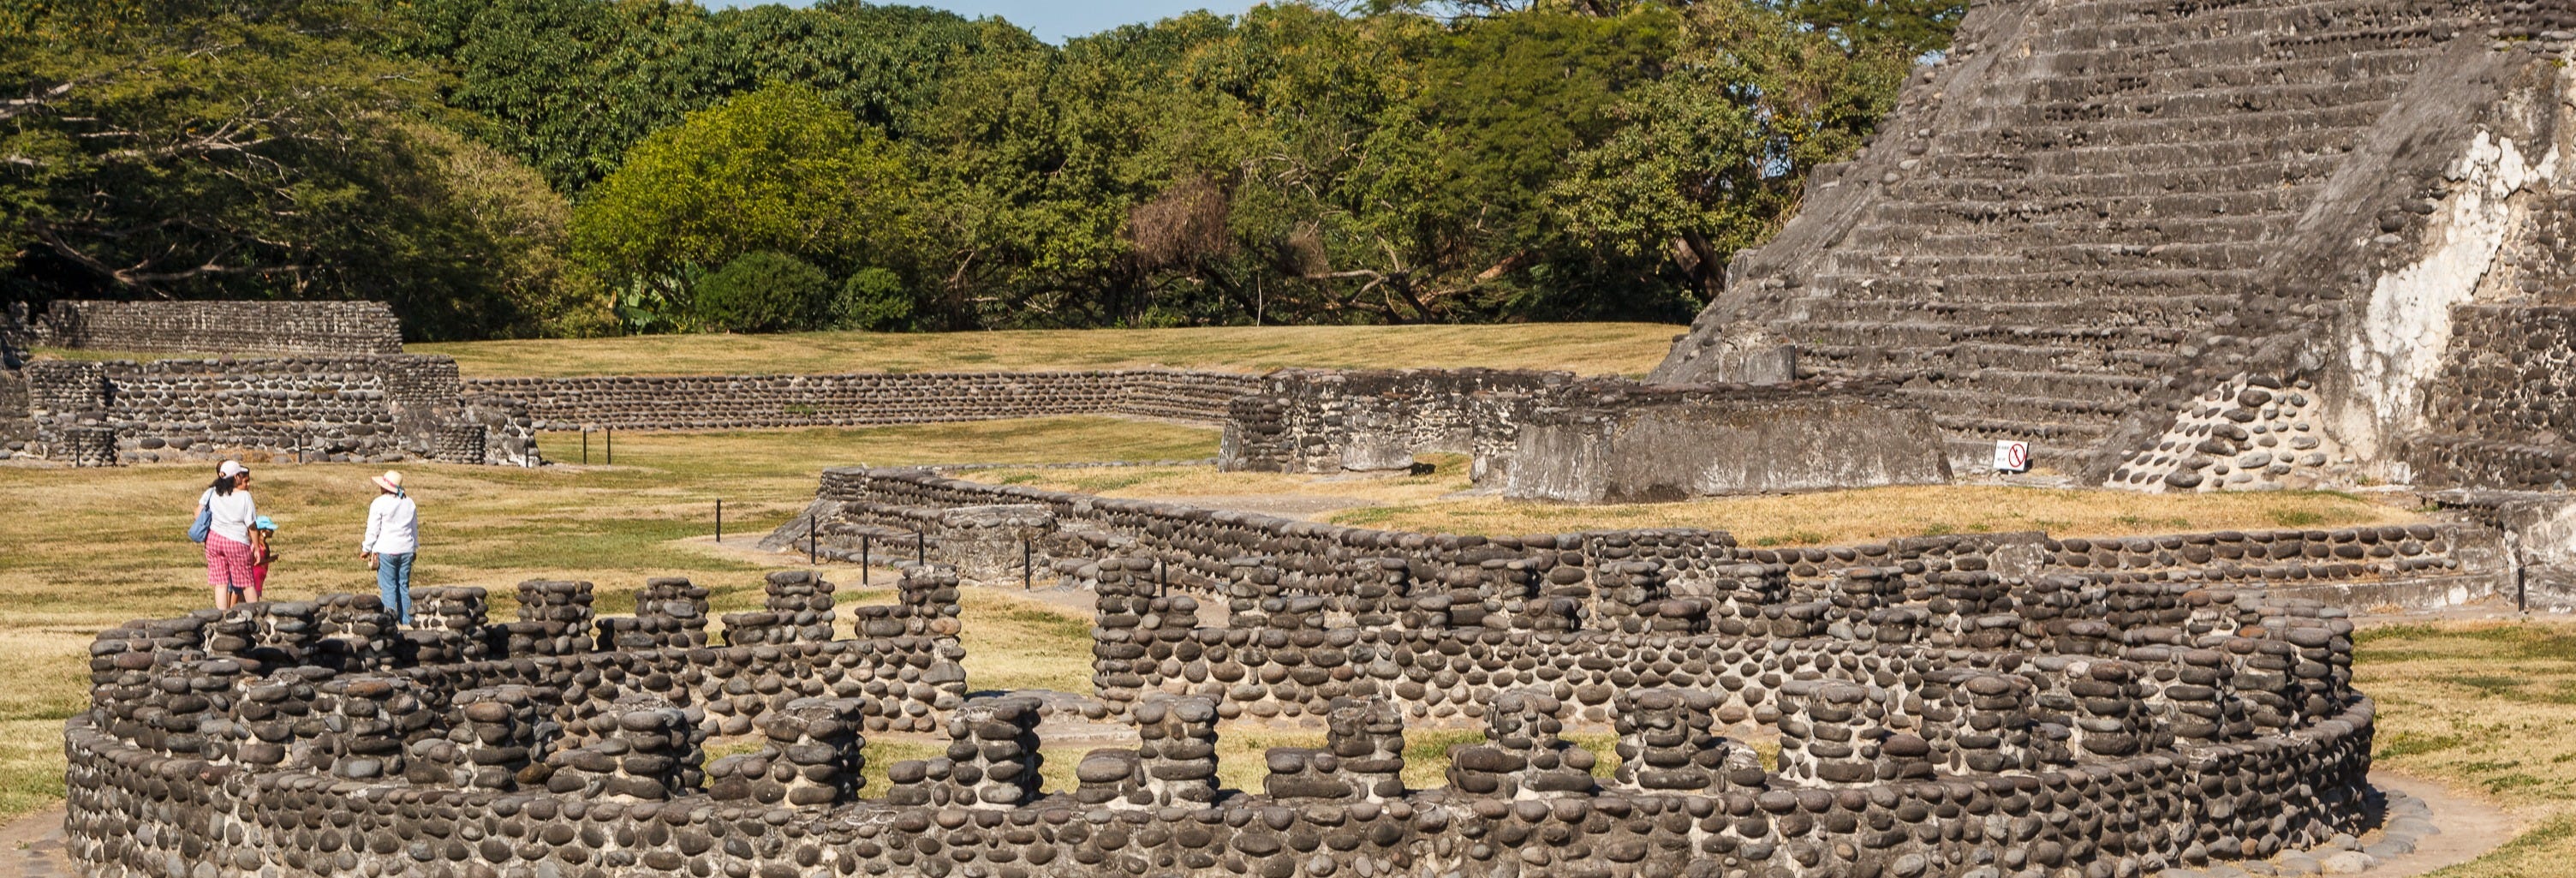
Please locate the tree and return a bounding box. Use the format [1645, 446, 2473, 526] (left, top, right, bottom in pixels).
[0, 0, 597, 339]
[570, 82, 913, 331]
[1551, 1, 1910, 298]
[695, 251, 828, 332]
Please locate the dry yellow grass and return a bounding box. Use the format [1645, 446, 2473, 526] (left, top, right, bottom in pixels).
[411, 324, 1682, 379]
[2352, 622, 2576, 877]
[965, 463, 2419, 545]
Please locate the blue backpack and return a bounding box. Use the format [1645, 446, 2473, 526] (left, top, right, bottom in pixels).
[188, 505, 211, 543]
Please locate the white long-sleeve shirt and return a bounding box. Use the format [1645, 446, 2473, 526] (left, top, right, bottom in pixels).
[362, 493, 418, 555]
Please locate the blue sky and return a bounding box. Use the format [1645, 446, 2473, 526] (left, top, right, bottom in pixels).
[713, 1, 1261, 44]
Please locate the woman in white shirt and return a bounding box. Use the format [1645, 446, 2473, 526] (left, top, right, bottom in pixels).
[200, 461, 259, 610]
[361, 470, 418, 624]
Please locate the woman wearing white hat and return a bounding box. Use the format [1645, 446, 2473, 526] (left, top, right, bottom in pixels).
[360, 470, 418, 624]
[200, 460, 259, 610]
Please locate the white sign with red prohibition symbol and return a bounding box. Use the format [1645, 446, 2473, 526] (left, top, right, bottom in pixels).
[1993, 439, 2031, 474]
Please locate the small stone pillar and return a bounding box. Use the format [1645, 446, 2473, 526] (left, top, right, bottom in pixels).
[1446, 689, 1596, 798]
[1092, 558, 1160, 714]
[1326, 696, 1405, 802]
[1778, 683, 1880, 785]
[1945, 672, 2037, 774]
[2166, 648, 2250, 744]
[509, 580, 593, 656]
[312, 593, 393, 672]
[546, 697, 697, 800]
[414, 684, 546, 790]
[707, 697, 867, 806]
[945, 695, 1045, 808]
[1711, 563, 1790, 636]
[633, 576, 711, 648]
[405, 586, 489, 663]
[1134, 695, 1220, 806]
[2068, 660, 2161, 760]
[1613, 688, 1743, 793]
[313, 674, 431, 781]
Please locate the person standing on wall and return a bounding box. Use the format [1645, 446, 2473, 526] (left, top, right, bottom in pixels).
[200, 461, 259, 610]
[361, 470, 418, 625]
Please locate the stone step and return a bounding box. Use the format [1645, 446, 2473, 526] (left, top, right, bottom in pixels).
[1864, 195, 2312, 236]
[2040, 0, 2455, 34]
[1917, 131, 2364, 181]
[1899, 167, 2330, 206]
[1803, 267, 2268, 303]
[1828, 241, 2275, 276]
[1941, 103, 2393, 153]
[1816, 296, 2239, 330]
[1778, 316, 2191, 349]
[1792, 334, 2190, 377]
[2028, 48, 2433, 103]
[1887, 215, 2293, 249]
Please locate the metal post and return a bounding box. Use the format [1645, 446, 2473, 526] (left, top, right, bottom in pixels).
[915, 532, 925, 565]
[808, 511, 817, 564]
[862, 535, 871, 585]
[581, 428, 589, 465]
[1157, 559, 1166, 598]
[714, 499, 722, 544]
[1023, 539, 1032, 590]
[605, 428, 613, 466]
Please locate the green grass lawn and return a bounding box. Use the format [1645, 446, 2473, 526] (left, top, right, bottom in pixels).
[410, 323, 1683, 378]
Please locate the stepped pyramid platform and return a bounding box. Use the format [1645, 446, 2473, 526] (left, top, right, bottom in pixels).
[1655, 0, 2576, 493]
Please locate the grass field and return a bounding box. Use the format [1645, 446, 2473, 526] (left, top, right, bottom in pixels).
[405, 323, 1683, 378]
[4, 421, 2573, 877]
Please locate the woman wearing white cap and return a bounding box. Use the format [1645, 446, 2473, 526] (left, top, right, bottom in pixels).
[200, 460, 259, 610]
[361, 470, 418, 624]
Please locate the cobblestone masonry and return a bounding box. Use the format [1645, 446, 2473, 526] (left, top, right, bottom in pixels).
[13, 355, 537, 466]
[29, 300, 402, 355]
[73, 517, 2394, 878]
[465, 368, 1261, 430]
[1647, 0, 2576, 492]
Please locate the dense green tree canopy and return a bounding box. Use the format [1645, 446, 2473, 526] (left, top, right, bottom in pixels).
[4, 0, 1961, 338]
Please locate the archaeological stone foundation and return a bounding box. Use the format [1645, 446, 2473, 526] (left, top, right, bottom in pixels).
[75, 472, 2400, 877]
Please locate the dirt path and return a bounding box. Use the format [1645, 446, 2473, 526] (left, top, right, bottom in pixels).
[0, 804, 66, 878]
[2364, 771, 2525, 878]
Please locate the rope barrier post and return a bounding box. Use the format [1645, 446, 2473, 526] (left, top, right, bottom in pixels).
[714, 499, 722, 544]
[1158, 559, 1166, 598]
[808, 511, 816, 565]
[581, 428, 588, 465]
[1023, 538, 1032, 590]
[605, 428, 613, 466]
[862, 535, 871, 586]
[915, 532, 925, 565]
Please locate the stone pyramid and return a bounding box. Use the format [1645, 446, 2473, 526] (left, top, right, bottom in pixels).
[1654, 0, 2576, 492]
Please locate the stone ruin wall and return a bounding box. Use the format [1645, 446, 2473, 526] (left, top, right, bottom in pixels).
[1218, 368, 1953, 499]
[1645, 0, 2576, 493]
[467, 368, 1262, 430]
[11, 355, 538, 467]
[781, 466, 2513, 616]
[73, 511, 2394, 878]
[25, 299, 404, 355]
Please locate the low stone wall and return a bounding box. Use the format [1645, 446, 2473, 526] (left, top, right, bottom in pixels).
[1219, 368, 1943, 498]
[463, 368, 1262, 430]
[30, 299, 403, 355]
[15, 355, 537, 466]
[778, 467, 2509, 614]
[1505, 389, 1951, 501]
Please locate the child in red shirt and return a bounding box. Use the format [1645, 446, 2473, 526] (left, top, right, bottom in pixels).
[247, 516, 278, 601]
